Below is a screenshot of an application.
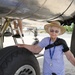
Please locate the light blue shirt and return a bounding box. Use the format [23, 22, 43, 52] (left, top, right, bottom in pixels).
[38, 37, 65, 75]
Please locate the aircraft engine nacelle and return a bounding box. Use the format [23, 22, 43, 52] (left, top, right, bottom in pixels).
[0, 0, 75, 20]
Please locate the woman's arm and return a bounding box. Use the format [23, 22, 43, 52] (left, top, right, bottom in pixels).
[65, 50, 75, 66]
[16, 44, 43, 53]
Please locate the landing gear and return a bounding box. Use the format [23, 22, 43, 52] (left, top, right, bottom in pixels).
[0, 46, 40, 75]
[0, 18, 40, 75]
[71, 24, 75, 57]
[0, 25, 4, 49]
[32, 27, 39, 45]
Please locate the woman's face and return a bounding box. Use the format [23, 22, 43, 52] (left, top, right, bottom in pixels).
[49, 26, 60, 39]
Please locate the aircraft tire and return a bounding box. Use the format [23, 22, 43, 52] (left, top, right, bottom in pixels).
[0, 46, 40, 75]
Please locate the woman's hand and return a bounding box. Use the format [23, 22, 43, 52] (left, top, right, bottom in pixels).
[16, 44, 42, 53]
[16, 44, 25, 48]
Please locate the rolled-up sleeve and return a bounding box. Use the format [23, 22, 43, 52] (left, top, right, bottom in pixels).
[38, 37, 49, 49]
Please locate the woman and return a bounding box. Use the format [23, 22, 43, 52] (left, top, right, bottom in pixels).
[17, 21, 75, 75]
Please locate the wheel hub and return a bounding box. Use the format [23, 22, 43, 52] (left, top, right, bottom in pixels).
[14, 65, 36, 75]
